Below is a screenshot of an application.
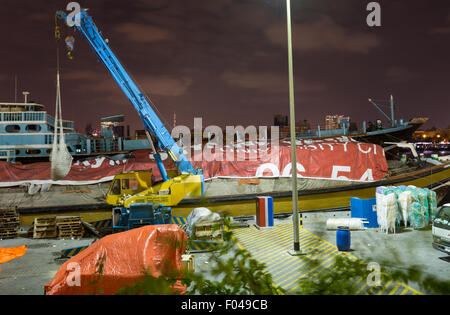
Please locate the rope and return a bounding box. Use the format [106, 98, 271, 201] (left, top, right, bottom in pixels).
[50, 15, 73, 181]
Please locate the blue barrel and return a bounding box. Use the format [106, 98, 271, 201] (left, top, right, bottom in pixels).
[336, 226, 351, 251]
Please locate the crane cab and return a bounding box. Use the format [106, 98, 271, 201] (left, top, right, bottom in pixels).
[106, 170, 153, 206]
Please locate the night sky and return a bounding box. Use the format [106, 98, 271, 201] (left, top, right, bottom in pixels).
[1, 0, 449, 135]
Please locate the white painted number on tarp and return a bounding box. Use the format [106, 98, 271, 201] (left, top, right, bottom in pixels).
[281, 163, 306, 177]
[331, 166, 351, 180]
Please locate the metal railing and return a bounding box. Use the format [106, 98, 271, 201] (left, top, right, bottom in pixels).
[0, 112, 74, 130]
[0, 150, 15, 162]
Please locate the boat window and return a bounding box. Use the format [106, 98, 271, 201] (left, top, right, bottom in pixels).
[5, 125, 20, 133]
[26, 125, 42, 132]
[434, 206, 450, 230]
[110, 180, 121, 195]
[26, 149, 41, 155]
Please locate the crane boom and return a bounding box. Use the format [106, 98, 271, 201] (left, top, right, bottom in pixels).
[56, 9, 198, 181]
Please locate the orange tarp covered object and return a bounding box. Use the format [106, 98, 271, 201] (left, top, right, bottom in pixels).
[0, 246, 27, 264]
[44, 225, 188, 295]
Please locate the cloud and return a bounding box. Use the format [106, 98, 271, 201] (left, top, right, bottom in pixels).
[385, 66, 420, 83]
[430, 27, 450, 34]
[29, 12, 51, 22]
[265, 16, 381, 54]
[430, 13, 450, 34]
[221, 71, 325, 93]
[114, 23, 172, 43]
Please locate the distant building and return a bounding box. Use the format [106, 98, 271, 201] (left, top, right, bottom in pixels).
[135, 129, 147, 140]
[413, 128, 450, 142]
[277, 119, 312, 139]
[274, 115, 289, 127]
[325, 115, 350, 130]
[101, 115, 125, 138]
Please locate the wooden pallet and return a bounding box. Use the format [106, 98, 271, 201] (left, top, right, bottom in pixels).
[194, 220, 224, 241]
[33, 217, 57, 239]
[0, 208, 20, 239]
[56, 216, 84, 239]
[0, 227, 19, 239]
[0, 208, 18, 215]
[0, 217, 20, 227]
[56, 216, 82, 224]
[57, 227, 84, 239]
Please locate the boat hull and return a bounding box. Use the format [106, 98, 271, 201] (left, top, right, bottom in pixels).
[11, 164, 450, 226]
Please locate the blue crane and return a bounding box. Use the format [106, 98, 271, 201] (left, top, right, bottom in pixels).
[56, 9, 199, 181]
[56, 8, 204, 231]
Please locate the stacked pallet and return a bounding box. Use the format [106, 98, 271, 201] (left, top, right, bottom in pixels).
[56, 216, 84, 239]
[33, 217, 57, 239]
[0, 208, 20, 239]
[193, 220, 224, 241]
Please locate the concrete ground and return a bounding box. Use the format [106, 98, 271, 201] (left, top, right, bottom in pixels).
[0, 236, 94, 295]
[0, 212, 449, 295]
[299, 211, 450, 292]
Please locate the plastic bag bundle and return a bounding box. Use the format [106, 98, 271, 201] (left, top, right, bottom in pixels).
[398, 190, 412, 227]
[377, 193, 398, 234]
[410, 188, 429, 210]
[418, 189, 429, 211]
[393, 186, 405, 198]
[426, 189, 438, 221]
[376, 186, 386, 211]
[392, 187, 406, 225]
[375, 184, 437, 230]
[409, 201, 428, 229]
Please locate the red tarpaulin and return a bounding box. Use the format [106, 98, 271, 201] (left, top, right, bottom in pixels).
[44, 225, 187, 295]
[0, 137, 388, 187]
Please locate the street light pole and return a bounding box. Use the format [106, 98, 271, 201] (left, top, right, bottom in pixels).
[286, 0, 303, 256]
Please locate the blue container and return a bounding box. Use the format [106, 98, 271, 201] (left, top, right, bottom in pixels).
[350, 197, 378, 228]
[336, 226, 351, 251]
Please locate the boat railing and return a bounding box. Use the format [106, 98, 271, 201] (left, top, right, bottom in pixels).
[0, 149, 15, 162]
[0, 111, 47, 122]
[0, 111, 75, 131]
[88, 137, 123, 154]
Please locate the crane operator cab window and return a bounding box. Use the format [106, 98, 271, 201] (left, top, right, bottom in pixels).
[122, 178, 139, 191]
[109, 178, 140, 196]
[110, 180, 121, 196]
